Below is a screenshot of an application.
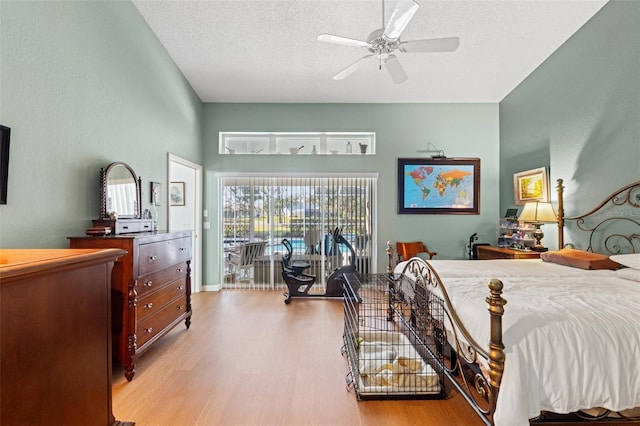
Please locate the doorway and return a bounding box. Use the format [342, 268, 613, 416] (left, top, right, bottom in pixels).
[220, 174, 376, 289]
[168, 153, 203, 292]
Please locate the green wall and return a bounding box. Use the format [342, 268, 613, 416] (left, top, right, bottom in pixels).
[499, 0, 640, 250]
[202, 103, 500, 284]
[0, 1, 202, 248]
[5, 0, 632, 286]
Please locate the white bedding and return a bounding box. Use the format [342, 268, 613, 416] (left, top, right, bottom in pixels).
[394, 259, 640, 426]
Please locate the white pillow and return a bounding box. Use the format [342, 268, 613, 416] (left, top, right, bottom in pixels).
[610, 253, 640, 270]
[614, 267, 640, 282]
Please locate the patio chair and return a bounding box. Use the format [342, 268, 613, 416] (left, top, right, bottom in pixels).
[304, 229, 322, 254]
[226, 241, 267, 282]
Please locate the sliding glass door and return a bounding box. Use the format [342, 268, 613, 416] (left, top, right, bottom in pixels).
[221, 174, 376, 290]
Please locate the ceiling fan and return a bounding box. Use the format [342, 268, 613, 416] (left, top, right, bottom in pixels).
[318, 0, 459, 84]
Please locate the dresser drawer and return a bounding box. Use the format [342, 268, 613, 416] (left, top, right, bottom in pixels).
[137, 262, 188, 298]
[138, 277, 187, 322]
[138, 237, 191, 276]
[137, 296, 188, 348]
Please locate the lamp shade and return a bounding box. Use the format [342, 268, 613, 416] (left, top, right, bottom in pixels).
[519, 201, 557, 223]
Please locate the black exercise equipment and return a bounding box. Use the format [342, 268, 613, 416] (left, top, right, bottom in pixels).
[281, 227, 357, 304]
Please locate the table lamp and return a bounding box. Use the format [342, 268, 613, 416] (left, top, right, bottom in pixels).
[518, 201, 557, 251]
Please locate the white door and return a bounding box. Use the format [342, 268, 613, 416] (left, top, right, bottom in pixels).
[168, 153, 203, 293]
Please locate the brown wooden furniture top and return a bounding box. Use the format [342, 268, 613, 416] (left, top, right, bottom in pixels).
[475, 245, 541, 260]
[0, 248, 126, 280]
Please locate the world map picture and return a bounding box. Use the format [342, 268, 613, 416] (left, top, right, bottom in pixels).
[403, 164, 475, 209]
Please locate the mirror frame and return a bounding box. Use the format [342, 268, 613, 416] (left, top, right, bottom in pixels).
[99, 161, 142, 219]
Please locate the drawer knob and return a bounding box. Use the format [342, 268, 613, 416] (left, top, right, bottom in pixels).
[177, 285, 184, 291]
[177, 268, 184, 273]
[144, 327, 153, 333]
[144, 280, 153, 288]
[177, 305, 184, 310]
[180, 247, 186, 252]
[145, 302, 153, 309]
[148, 255, 157, 262]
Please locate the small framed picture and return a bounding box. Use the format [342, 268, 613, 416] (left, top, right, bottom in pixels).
[513, 167, 549, 205]
[170, 181, 185, 206]
[150, 182, 161, 206]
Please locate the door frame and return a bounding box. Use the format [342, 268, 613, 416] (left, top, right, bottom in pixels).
[167, 153, 203, 293]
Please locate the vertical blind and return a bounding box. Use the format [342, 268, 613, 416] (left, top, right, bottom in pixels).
[222, 175, 376, 290]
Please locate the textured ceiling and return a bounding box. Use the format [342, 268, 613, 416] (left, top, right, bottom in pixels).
[132, 0, 608, 103]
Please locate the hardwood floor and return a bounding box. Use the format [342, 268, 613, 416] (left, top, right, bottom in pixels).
[113, 290, 485, 426]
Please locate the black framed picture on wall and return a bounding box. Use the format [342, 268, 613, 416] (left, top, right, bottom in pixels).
[397, 157, 480, 215]
[0, 125, 10, 205]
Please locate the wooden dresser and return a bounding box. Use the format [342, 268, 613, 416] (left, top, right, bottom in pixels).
[475, 245, 541, 260]
[69, 231, 192, 381]
[0, 249, 133, 426]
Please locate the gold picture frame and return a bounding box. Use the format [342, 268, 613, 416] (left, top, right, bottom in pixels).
[513, 167, 549, 205]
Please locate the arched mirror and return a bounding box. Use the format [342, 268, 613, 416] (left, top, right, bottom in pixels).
[90, 161, 153, 235]
[100, 162, 141, 219]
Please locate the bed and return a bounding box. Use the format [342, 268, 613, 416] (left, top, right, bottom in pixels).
[388, 179, 640, 426]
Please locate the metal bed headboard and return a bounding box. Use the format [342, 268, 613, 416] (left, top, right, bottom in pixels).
[557, 179, 640, 254]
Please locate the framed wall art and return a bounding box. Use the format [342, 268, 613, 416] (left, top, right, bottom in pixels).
[0, 125, 10, 205]
[150, 182, 161, 206]
[397, 157, 480, 215]
[513, 167, 549, 205]
[169, 181, 185, 206]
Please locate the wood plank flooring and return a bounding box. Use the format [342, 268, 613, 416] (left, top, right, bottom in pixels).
[113, 290, 485, 426]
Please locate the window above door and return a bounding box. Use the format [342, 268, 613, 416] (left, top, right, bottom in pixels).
[219, 132, 375, 156]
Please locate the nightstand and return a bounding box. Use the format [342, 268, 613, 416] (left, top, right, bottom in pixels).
[475, 246, 541, 260]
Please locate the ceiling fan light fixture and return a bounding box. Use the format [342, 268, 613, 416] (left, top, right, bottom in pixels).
[318, 0, 459, 84]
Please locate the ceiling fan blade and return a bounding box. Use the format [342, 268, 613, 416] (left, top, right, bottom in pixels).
[333, 55, 375, 80]
[384, 55, 408, 84]
[318, 33, 370, 48]
[400, 37, 460, 53]
[383, 0, 419, 41]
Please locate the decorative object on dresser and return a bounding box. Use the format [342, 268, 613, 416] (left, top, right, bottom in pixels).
[69, 231, 192, 381]
[496, 217, 536, 249]
[518, 201, 558, 251]
[91, 161, 154, 235]
[1, 249, 134, 426]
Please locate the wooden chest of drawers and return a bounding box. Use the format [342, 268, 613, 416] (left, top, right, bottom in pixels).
[69, 231, 192, 381]
[1, 249, 133, 425]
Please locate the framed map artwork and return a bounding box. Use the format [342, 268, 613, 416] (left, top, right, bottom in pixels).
[397, 158, 480, 214]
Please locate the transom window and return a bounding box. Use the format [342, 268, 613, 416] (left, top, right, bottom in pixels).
[219, 132, 375, 155]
